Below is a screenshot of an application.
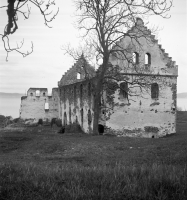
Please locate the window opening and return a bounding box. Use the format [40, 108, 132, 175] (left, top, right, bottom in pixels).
[64, 112, 67, 126]
[36, 90, 40, 97]
[43, 92, 45, 96]
[77, 73, 81, 79]
[81, 108, 83, 126]
[30, 93, 33, 96]
[64, 89, 66, 101]
[145, 53, 151, 65]
[151, 83, 159, 99]
[69, 107, 71, 124]
[80, 84, 83, 103]
[88, 109, 92, 125]
[74, 85, 76, 100]
[120, 82, 128, 99]
[88, 82, 91, 97]
[133, 52, 139, 64]
[75, 116, 78, 123]
[45, 102, 49, 110]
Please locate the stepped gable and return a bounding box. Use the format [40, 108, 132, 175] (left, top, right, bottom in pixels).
[129, 18, 178, 70]
[59, 55, 95, 86]
[112, 18, 177, 75]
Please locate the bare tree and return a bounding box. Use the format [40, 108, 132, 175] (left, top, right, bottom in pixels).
[74, 0, 173, 134]
[0, 0, 59, 60]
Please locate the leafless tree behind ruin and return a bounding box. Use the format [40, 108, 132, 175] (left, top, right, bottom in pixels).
[73, 0, 173, 134]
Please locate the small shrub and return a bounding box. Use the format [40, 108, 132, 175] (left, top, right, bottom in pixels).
[13, 118, 20, 123]
[65, 123, 83, 133]
[56, 119, 62, 127]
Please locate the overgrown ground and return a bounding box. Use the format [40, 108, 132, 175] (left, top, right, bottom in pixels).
[0, 112, 187, 199]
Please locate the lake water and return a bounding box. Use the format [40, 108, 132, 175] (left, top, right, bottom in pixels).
[0, 96, 21, 118]
[0, 96, 186, 118]
[177, 98, 187, 111]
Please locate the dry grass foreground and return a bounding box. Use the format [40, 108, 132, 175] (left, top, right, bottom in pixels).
[0, 111, 187, 199]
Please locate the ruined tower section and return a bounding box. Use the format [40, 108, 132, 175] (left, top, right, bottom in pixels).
[58, 55, 96, 133]
[20, 88, 59, 121]
[105, 18, 178, 137]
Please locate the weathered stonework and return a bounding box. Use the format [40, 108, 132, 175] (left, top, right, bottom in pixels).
[58, 54, 95, 87]
[58, 18, 178, 137]
[20, 19, 178, 138]
[20, 88, 59, 121]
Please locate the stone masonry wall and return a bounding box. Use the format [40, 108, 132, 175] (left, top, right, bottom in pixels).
[104, 75, 177, 138]
[20, 88, 59, 121]
[58, 19, 178, 137]
[59, 79, 96, 133]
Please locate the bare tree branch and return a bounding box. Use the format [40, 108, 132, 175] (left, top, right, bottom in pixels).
[69, 0, 173, 134]
[0, 0, 59, 59]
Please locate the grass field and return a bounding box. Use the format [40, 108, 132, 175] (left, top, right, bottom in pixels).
[0, 112, 187, 199]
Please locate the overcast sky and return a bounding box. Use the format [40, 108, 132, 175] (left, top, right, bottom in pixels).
[0, 0, 187, 94]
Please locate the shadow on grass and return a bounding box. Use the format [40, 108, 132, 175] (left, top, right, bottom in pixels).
[0, 134, 32, 153]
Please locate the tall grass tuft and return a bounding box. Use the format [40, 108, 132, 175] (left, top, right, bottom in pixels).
[0, 162, 186, 200]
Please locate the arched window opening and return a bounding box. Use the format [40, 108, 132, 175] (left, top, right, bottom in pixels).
[30, 93, 33, 96]
[111, 52, 118, 60]
[88, 82, 91, 97]
[133, 52, 139, 64]
[43, 92, 46, 96]
[88, 109, 92, 125]
[64, 112, 67, 126]
[45, 102, 49, 111]
[151, 83, 159, 99]
[120, 82, 128, 99]
[74, 85, 76, 100]
[75, 116, 78, 123]
[77, 73, 81, 79]
[36, 90, 40, 97]
[80, 84, 83, 102]
[64, 88, 66, 101]
[69, 107, 71, 124]
[81, 108, 84, 126]
[145, 53, 151, 65]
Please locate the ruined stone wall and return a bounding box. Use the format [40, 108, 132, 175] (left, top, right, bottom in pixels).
[110, 18, 178, 76]
[58, 55, 95, 87]
[20, 88, 59, 121]
[104, 18, 178, 137]
[104, 75, 177, 138]
[59, 74, 177, 137]
[58, 19, 178, 137]
[59, 79, 95, 133]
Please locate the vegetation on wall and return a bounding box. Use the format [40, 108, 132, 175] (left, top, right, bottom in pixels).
[72, 0, 173, 134]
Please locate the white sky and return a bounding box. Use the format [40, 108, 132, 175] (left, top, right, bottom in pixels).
[0, 0, 187, 94]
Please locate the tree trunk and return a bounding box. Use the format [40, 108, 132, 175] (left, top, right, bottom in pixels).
[92, 56, 109, 135]
[92, 78, 103, 135]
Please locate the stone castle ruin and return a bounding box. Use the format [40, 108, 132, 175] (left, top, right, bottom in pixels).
[20, 88, 59, 121]
[20, 19, 178, 137]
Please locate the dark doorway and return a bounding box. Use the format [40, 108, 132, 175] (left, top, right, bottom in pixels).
[98, 124, 104, 134]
